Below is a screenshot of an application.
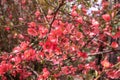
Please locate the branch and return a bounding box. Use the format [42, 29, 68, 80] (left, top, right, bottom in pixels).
[36, 0, 65, 42]
[36, 0, 50, 27]
[80, 35, 98, 51]
[88, 48, 120, 56]
[26, 66, 39, 77]
[36, 0, 64, 34]
[48, 0, 65, 33]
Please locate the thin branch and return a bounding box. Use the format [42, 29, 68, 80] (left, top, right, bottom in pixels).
[36, 0, 50, 27]
[48, 0, 65, 33]
[80, 34, 98, 51]
[26, 66, 39, 77]
[36, 0, 65, 42]
[88, 48, 120, 56]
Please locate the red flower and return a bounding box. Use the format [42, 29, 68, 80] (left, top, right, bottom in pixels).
[101, 60, 111, 68]
[0, 62, 12, 75]
[78, 64, 84, 70]
[102, 1, 109, 9]
[18, 69, 32, 80]
[102, 14, 111, 22]
[24, 49, 36, 60]
[35, 10, 40, 18]
[76, 16, 83, 24]
[20, 41, 29, 50]
[81, 8, 87, 14]
[111, 42, 118, 48]
[5, 26, 10, 31]
[21, 0, 26, 5]
[71, 10, 78, 17]
[107, 70, 120, 79]
[77, 52, 87, 58]
[38, 52, 44, 59]
[9, 14, 12, 20]
[113, 31, 120, 39]
[43, 40, 58, 52]
[38, 75, 44, 80]
[61, 66, 69, 75]
[11, 55, 22, 65]
[92, 19, 99, 27]
[42, 68, 50, 79]
[28, 22, 36, 28]
[27, 28, 38, 36]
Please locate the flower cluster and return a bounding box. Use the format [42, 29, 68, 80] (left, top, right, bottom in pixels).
[0, 0, 120, 80]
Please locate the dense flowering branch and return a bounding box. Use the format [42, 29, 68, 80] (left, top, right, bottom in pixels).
[0, 0, 120, 80]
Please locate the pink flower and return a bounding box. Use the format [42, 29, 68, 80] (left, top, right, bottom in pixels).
[92, 19, 99, 27]
[77, 52, 87, 58]
[20, 41, 29, 50]
[112, 31, 120, 39]
[107, 70, 120, 79]
[21, 0, 26, 5]
[101, 60, 111, 68]
[24, 49, 36, 60]
[102, 14, 111, 22]
[42, 68, 50, 79]
[71, 10, 78, 17]
[76, 16, 83, 24]
[28, 22, 36, 28]
[0, 62, 13, 75]
[62, 66, 69, 75]
[38, 75, 44, 80]
[5, 26, 10, 31]
[9, 14, 12, 20]
[27, 28, 38, 36]
[111, 42, 118, 48]
[35, 10, 40, 18]
[43, 40, 58, 52]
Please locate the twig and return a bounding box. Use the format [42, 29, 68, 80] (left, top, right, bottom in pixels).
[88, 48, 120, 56]
[48, 0, 65, 33]
[26, 66, 39, 77]
[80, 34, 98, 51]
[36, 0, 50, 27]
[36, 0, 65, 42]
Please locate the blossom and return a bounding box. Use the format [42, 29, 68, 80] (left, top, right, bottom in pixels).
[20, 41, 29, 50]
[77, 52, 87, 58]
[28, 22, 36, 28]
[43, 40, 58, 52]
[112, 31, 120, 39]
[35, 10, 40, 18]
[101, 60, 111, 68]
[61, 66, 69, 75]
[111, 42, 118, 48]
[0, 62, 12, 75]
[23, 49, 36, 60]
[102, 14, 111, 22]
[38, 75, 44, 80]
[107, 70, 120, 79]
[5, 26, 10, 31]
[42, 68, 50, 79]
[71, 10, 78, 17]
[27, 28, 38, 36]
[76, 16, 83, 24]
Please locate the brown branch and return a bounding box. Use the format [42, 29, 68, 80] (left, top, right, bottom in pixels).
[48, 0, 65, 33]
[26, 66, 39, 77]
[36, 0, 64, 34]
[36, 0, 50, 27]
[95, 38, 112, 48]
[80, 34, 98, 51]
[36, 0, 65, 42]
[88, 48, 120, 56]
